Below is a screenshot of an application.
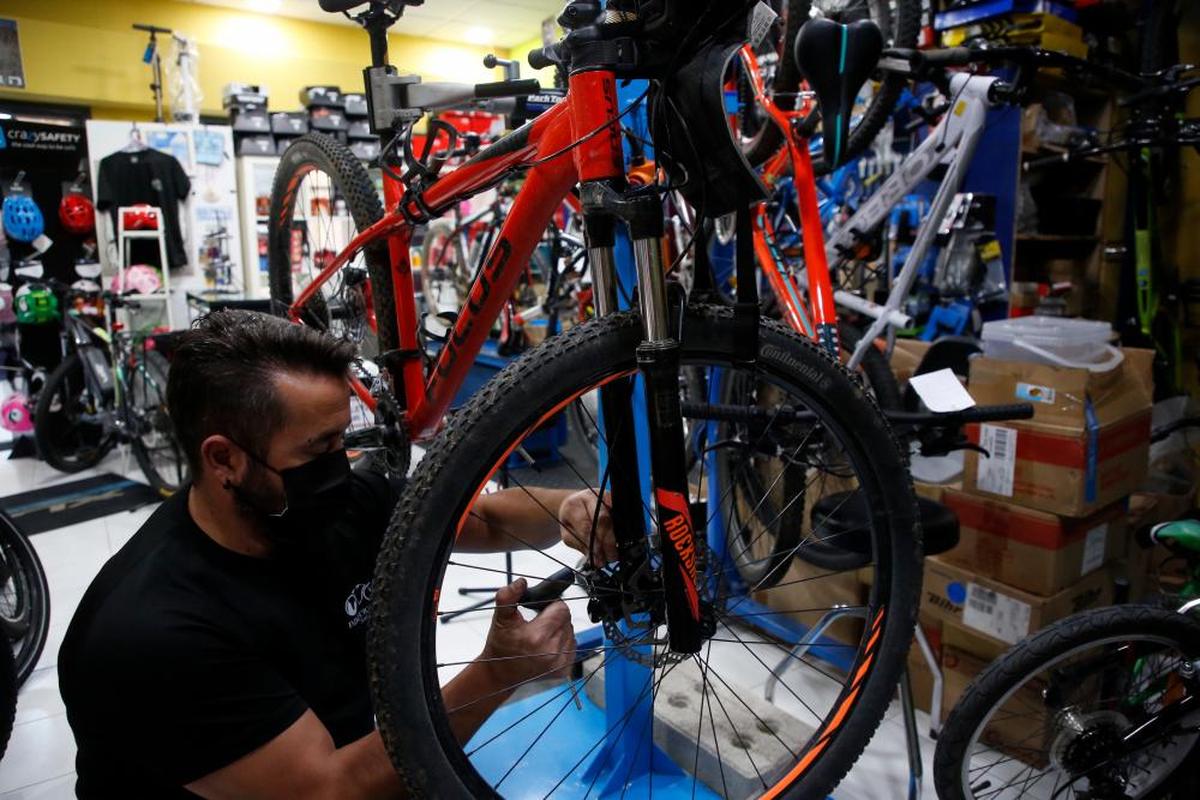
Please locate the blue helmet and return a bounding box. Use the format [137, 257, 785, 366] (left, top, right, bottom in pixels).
[3, 195, 44, 243]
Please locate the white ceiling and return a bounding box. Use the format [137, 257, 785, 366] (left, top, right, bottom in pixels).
[187, 0, 561, 48]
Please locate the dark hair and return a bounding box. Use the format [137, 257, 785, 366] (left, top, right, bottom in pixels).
[167, 310, 356, 474]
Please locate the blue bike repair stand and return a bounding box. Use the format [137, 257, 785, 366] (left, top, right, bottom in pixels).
[466, 78, 714, 797]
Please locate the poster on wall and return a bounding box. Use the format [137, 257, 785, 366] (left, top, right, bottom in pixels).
[0, 19, 25, 89]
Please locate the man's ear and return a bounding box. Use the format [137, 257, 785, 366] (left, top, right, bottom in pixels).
[200, 435, 244, 488]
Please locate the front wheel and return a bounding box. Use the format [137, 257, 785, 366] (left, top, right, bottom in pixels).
[33, 350, 114, 474]
[935, 605, 1200, 800]
[368, 305, 921, 799]
[0, 509, 51, 686]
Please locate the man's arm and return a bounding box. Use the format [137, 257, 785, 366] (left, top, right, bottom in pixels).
[456, 487, 574, 552]
[186, 710, 402, 800]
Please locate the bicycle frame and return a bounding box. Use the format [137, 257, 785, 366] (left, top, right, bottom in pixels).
[748, 59, 1000, 368]
[286, 94, 585, 440]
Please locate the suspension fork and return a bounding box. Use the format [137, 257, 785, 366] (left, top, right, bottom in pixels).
[581, 181, 704, 655]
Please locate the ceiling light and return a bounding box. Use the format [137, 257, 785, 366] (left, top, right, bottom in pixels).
[464, 26, 493, 45]
[247, 0, 283, 13]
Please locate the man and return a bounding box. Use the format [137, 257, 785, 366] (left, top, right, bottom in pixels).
[59, 310, 612, 798]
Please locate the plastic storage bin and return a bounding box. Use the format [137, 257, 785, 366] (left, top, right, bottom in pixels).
[981, 316, 1123, 372]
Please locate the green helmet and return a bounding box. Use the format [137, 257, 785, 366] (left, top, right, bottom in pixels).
[14, 282, 60, 324]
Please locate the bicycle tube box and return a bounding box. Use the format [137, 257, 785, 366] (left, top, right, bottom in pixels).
[961, 349, 1153, 517]
[939, 488, 1127, 596]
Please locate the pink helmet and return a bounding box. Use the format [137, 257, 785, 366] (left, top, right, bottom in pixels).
[1, 393, 32, 434]
[110, 264, 162, 295]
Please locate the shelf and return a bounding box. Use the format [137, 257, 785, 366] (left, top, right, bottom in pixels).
[1017, 234, 1099, 243]
[1021, 144, 1107, 165]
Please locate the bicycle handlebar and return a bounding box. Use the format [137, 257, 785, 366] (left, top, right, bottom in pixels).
[474, 79, 540, 100]
[528, 45, 561, 71]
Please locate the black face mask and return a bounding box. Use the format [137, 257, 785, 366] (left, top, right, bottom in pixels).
[230, 443, 353, 545]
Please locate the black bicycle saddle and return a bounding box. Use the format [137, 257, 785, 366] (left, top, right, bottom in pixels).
[794, 18, 884, 168]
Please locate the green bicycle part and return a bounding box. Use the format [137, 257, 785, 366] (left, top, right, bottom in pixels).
[1134, 148, 1157, 337]
[1152, 519, 1200, 553]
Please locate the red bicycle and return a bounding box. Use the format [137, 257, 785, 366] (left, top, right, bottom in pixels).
[270, 2, 920, 797]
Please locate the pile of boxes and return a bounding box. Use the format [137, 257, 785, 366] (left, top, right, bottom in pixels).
[223, 83, 379, 161]
[910, 347, 1156, 745]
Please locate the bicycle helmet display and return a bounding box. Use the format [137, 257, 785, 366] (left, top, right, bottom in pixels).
[111, 264, 162, 295]
[59, 192, 96, 236]
[14, 282, 60, 325]
[122, 204, 160, 231]
[2, 193, 45, 244]
[0, 393, 33, 434]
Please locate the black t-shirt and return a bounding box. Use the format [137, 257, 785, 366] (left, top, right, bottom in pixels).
[59, 470, 399, 798]
[95, 149, 191, 269]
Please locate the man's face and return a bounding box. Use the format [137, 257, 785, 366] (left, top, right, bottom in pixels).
[237, 370, 351, 513]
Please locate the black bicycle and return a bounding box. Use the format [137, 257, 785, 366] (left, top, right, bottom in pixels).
[0, 509, 50, 688]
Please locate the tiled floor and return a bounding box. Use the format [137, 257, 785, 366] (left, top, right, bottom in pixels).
[0, 444, 940, 799]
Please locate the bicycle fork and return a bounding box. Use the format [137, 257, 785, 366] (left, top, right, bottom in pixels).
[582, 180, 707, 655]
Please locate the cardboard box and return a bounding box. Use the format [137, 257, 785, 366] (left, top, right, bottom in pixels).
[906, 613, 942, 715]
[920, 556, 1113, 648]
[942, 644, 1052, 761]
[963, 350, 1153, 517]
[890, 339, 933, 387]
[940, 488, 1127, 595]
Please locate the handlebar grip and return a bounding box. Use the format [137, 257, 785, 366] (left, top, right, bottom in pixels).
[518, 566, 575, 612]
[959, 403, 1035, 423]
[920, 47, 975, 67]
[474, 79, 541, 99]
[528, 46, 558, 71]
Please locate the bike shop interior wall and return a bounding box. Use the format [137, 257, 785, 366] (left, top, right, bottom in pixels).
[0, 0, 510, 122]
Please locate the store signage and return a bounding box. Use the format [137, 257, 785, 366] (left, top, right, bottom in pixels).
[0, 19, 25, 89]
[0, 121, 83, 153]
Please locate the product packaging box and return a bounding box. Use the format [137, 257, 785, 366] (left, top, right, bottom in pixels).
[963, 349, 1153, 517]
[939, 488, 1126, 595]
[919, 556, 1113, 648]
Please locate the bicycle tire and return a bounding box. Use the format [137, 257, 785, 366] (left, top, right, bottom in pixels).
[799, 0, 921, 175]
[368, 304, 921, 799]
[130, 349, 188, 497]
[268, 133, 398, 354]
[33, 350, 113, 474]
[0, 510, 51, 686]
[0, 633, 14, 760]
[934, 605, 1200, 800]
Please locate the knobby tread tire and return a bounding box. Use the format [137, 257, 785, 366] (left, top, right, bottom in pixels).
[367, 304, 922, 800]
[268, 133, 398, 353]
[838, 321, 902, 411]
[130, 350, 186, 497]
[934, 604, 1200, 800]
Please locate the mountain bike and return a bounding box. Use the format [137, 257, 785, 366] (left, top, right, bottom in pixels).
[0, 508, 50, 687]
[933, 418, 1200, 800]
[33, 291, 188, 496]
[275, 2, 925, 796]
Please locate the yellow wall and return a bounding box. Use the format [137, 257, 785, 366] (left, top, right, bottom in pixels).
[0, 0, 508, 118]
[512, 34, 554, 82]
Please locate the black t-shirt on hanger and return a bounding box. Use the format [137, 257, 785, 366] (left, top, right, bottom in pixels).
[95, 148, 191, 269]
[58, 469, 401, 797]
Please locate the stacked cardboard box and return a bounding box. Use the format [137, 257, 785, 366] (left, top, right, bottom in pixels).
[930, 347, 1155, 741]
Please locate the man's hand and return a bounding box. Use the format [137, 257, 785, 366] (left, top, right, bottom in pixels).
[559, 490, 616, 567]
[480, 579, 575, 691]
